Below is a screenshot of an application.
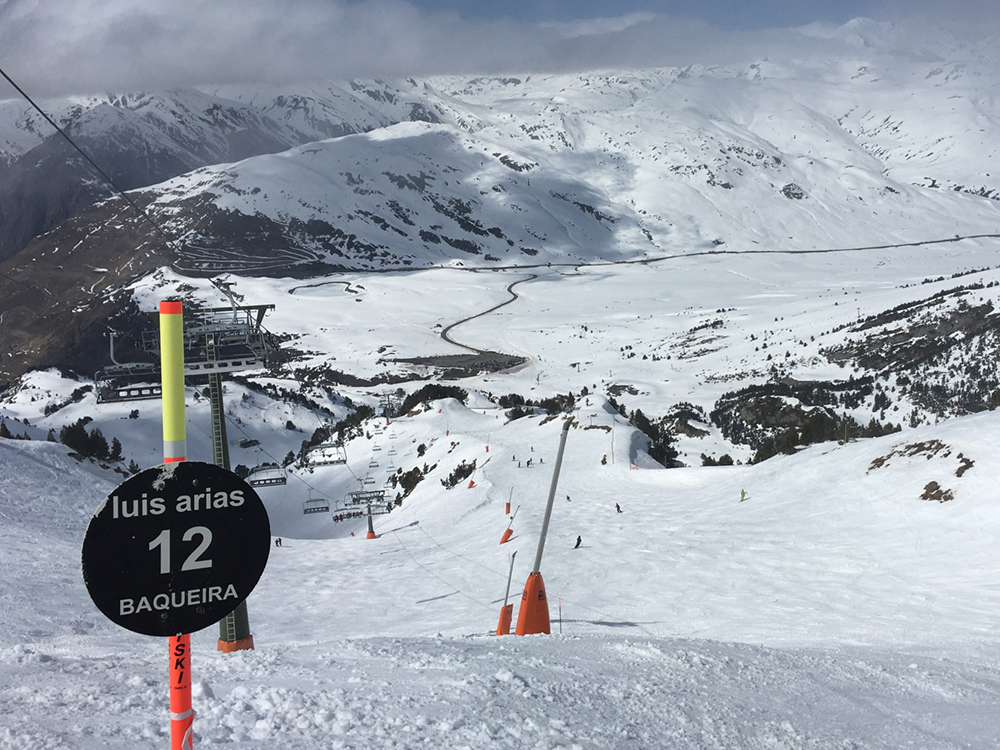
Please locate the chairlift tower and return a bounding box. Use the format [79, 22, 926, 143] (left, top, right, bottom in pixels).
[202, 281, 273, 651]
[342, 486, 394, 539]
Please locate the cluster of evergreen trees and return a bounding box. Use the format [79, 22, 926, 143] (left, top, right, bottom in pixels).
[749, 412, 901, 464]
[441, 459, 476, 489]
[398, 384, 468, 415]
[0, 419, 31, 440]
[627, 408, 680, 467]
[59, 417, 122, 461]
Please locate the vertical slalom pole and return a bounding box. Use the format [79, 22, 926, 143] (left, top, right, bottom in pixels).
[515, 418, 571, 636]
[170, 634, 193, 750]
[160, 300, 194, 749]
[496, 551, 517, 635]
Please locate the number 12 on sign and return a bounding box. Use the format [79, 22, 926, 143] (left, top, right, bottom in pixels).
[149, 527, 213, 574]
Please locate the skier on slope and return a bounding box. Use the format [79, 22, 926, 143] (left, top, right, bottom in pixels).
[574, 535, 582, 549]
[615, 503, 622, 513]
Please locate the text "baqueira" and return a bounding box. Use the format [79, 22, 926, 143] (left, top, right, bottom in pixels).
[120, 584, 239, 616]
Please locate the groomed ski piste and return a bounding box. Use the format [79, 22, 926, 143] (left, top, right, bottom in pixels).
[4, 398, 1000, 748]
[5, 241, 1000, 747]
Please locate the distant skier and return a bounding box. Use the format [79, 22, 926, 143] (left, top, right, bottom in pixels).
[615, 503, 622, 513]
[574, 535, 582, 549]
[740, 489, 747, 503]
[566, 494, 571, 502]
[274, 537, 282, 547]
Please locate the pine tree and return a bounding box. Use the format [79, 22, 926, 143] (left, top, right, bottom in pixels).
[88, 428, 109, 460]
[59, 420, 90, 454]
[110, 437, 123, 462]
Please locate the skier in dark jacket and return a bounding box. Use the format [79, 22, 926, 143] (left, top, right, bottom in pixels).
[574, 535, 582, 549]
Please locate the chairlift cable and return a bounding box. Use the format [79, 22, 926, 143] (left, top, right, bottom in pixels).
[0, 66, 351, 508]
[390, 528, 493, 611]
[0, 64, 181, 254]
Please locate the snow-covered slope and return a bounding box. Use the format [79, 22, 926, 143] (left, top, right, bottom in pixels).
[4, 386, 1000, 747]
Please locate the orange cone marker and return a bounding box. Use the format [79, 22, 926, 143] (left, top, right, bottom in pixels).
[496, 604, 513, 635]
[515, 572, 550, 635]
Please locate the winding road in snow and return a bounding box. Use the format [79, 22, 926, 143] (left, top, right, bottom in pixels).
[438, 230, 1000, 355]
[440, 274, 537, 355]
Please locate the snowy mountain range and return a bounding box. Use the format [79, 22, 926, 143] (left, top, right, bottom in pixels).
[2, 19, 1000, 391]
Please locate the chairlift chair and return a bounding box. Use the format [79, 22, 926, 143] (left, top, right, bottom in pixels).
[307, 441, 347, 466]
[247, 465, 287, 487]
[302, 492, 331, 515]
[346, 488, 386, 506]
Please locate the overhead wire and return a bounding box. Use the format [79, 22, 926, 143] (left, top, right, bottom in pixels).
[0, 66, 185, 376]
[0, 67, 345, 497]
[0, 64, 180, 253]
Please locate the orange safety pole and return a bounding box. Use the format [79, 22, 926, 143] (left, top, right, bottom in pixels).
[496, 551, 517, 635]
[170, 635, 194, 750]
[161, 300, 193, 748]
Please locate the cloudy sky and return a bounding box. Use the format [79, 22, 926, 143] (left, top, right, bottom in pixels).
[0, 0, 995, 97]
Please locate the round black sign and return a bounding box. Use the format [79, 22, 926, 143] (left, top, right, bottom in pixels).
[81, 461, 271, 637]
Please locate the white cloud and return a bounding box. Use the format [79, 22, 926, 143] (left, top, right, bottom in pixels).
[0, 0, 995, 97]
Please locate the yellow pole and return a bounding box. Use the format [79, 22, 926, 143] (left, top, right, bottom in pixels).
[160, 300, 193, 749]
[160, 300, 186, 464]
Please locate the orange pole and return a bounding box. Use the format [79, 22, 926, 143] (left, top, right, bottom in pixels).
[496, 551, 517, 635]
[161, 302, 193, 748]
[170, 636, 194, 748]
